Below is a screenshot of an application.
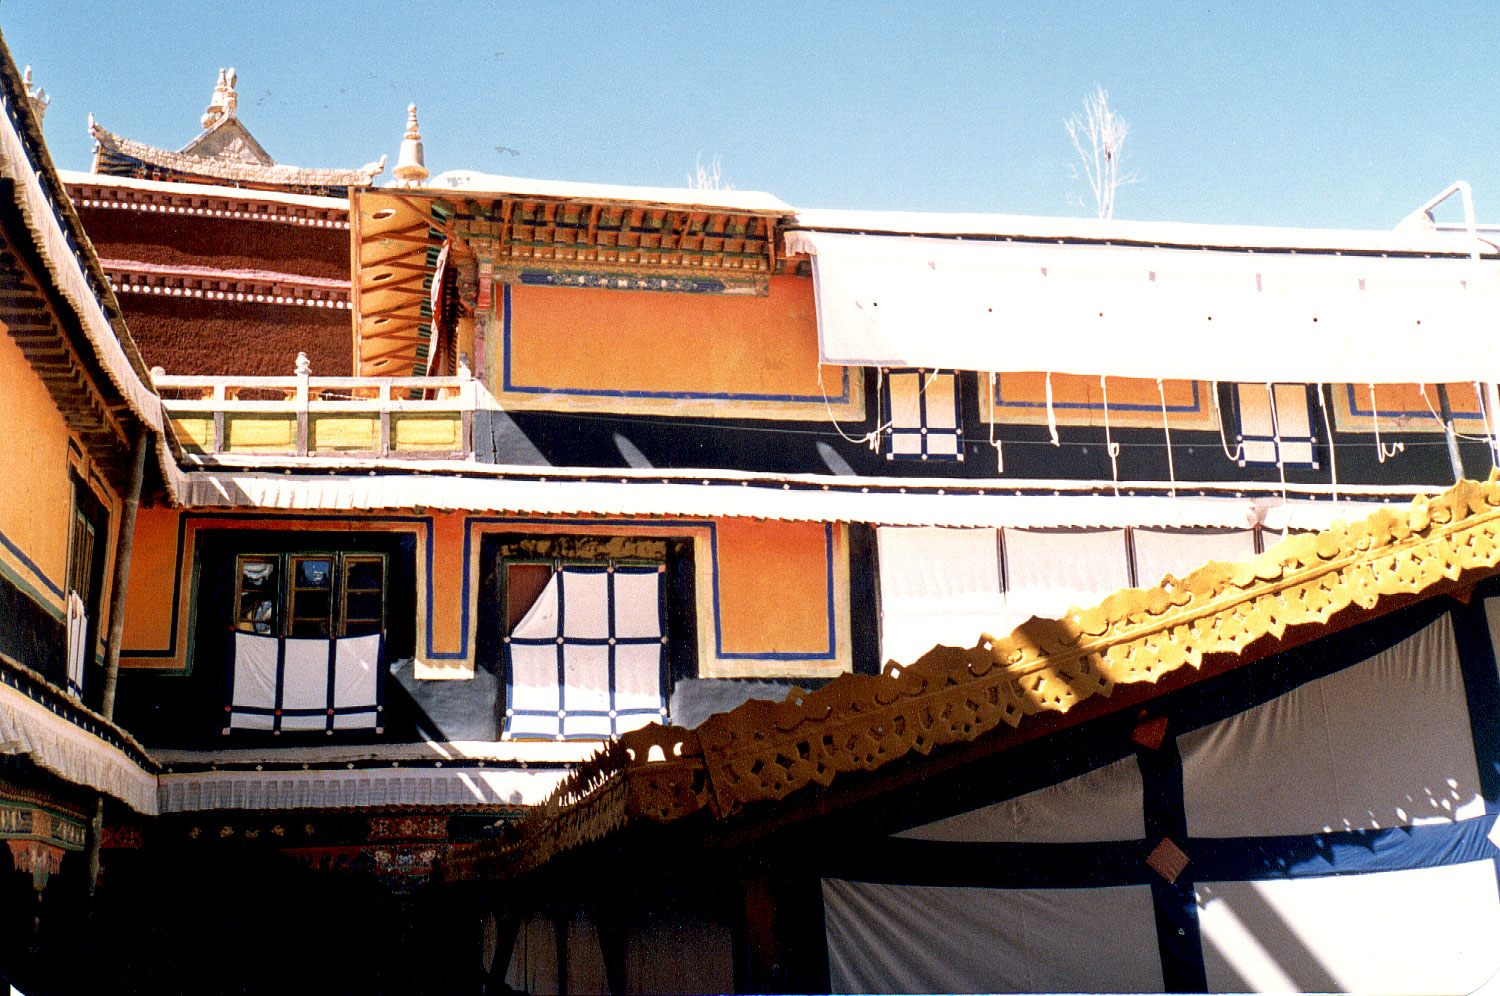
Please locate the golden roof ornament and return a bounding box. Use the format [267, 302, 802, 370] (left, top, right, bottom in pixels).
[200, 67, 238, 130]
[393, 103, 429, 187]
[22, 66, 48, 126]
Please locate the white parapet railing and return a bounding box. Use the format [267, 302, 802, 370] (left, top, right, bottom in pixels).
[153, 353, 480, 460]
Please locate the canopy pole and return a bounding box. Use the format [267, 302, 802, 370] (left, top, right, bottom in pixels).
[83, 425, 150, 988]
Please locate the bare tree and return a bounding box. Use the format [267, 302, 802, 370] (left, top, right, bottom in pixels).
[687, 153, 733, 191]
[1066, 85, 1136, 219]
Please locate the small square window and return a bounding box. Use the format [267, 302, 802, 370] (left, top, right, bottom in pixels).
[1235, 383, 1318, 468]
[884, 368, 963, 461]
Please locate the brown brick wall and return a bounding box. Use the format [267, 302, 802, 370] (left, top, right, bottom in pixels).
[120, 296, 352, 377]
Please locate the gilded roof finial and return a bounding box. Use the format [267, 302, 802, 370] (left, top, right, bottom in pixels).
[201, 67, 238, 129]
[393, 103, 429, 187]
[22, 66, 48, 126]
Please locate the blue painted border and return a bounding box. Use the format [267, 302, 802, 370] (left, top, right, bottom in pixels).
[466, 517, 838, 663]
[1344, 383, 1486, 422]
[0, 524, 65, 600]
[992, 376, 1203, 414]
[136, 512, 841, 671]
[500, 284, 852, 405]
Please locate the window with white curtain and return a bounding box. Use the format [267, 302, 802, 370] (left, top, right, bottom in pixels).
[503, 561, 668, 740]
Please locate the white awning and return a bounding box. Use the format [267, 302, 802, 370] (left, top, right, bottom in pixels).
[182, 468, 1413, 531]
[786, 230, 1500, 384]
[0, 680, 158, 814]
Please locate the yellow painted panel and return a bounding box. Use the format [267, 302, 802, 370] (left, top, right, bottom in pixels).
[392, 414, 460, 450]
[225, 414, 297, 451]
[170, 416, 214, 452]
[312, 415, 380, 451]
[0, 324, 74, 595]
[985, 373, 1218, 430]
[714, 519, 832, 655]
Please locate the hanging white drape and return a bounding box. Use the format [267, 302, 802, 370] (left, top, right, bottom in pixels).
[788, 231, 1500, 383]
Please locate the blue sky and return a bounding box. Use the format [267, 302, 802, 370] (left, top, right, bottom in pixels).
[5, 2, 1499, 229]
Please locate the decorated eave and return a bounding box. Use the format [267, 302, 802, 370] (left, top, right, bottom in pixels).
[61, 171, 352, 311]
[62, 170, 350, 229]
[444, 476, 1500, 883]
[351, 180, 797, 377]
[0, 36, 181, 500]
[1, 646, 160, 814]
[88, 121, 383, 198]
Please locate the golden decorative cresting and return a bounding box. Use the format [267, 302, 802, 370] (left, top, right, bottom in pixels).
[445, 476, 1500, 882]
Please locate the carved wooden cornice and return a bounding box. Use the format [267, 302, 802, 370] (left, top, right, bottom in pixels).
[444, 477, 1500, 882]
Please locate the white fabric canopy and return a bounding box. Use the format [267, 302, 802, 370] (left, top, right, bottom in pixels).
[788, 230, 1500, 383]
[824, 880, 1164, 994]
[1197, 864, 1500, 994]
[896, 755, 1144, 844]
[1178, 615, 1483, 838]
[0, 679, 158, 814]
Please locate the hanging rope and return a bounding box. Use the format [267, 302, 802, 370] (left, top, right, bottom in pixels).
[1476, 382, 1500, 469]
[1368, 383, 1404, 462]
[819, 364, 887, 450]
[1417, 383, 1490, 441]
[988, 372, 1004, 473]
[1211, 380, 1245, 462]
[1101, 375, 1120, 495]
[1044, 371, 1060, 446]
[1156, 378, 1177, 497]
[1317, 383, 1339, 507]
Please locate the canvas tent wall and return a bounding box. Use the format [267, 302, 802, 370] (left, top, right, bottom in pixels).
[821, 585, 1500, 994]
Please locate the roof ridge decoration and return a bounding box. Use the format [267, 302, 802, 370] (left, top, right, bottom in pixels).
[447, 475, 1500, 881]
[87, 68, 384, 194]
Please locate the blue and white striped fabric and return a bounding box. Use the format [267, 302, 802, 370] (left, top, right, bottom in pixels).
[504, 564, 667, 741]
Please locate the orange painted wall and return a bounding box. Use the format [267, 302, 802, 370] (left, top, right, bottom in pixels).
[0, 325, 79, 612]
[714, 518, 833, 655]
[505, 276, 840, 399]
[119, 504, 181, 652]
[986, 373, 1217, 430]
[1334, 382, 1487, 433]
[123, 510, 852, 680]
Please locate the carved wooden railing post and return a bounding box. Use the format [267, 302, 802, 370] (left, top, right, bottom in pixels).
[294, 351, 310, 455]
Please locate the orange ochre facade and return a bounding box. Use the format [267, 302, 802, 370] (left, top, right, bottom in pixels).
[0, 325, 121, 643]
[119, 507, 851, 680]
[491, 275, 860, 420]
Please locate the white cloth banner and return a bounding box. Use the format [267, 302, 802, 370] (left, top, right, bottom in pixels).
[1002, 528, 1131, 633]
[1131, 529, 1258, 590]
[877, 527, 1005, 666]
[788, 230, 1500, 383]
[881, 528, 1263, 665]
[1179, 615, 1483, 838]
